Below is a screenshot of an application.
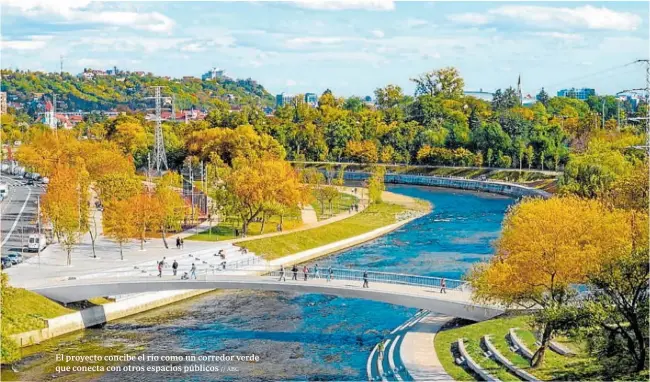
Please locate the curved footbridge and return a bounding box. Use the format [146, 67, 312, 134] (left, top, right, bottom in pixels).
[28, 268, 504, 322]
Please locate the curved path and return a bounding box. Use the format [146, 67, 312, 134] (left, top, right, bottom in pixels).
[29, 274, 503, 321]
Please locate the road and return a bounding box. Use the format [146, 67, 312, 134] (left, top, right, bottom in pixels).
[0, 174, 45, 256]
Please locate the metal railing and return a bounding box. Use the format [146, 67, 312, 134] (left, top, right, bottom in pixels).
[202, 256, 268, 274]
[266, 267, 467, 291]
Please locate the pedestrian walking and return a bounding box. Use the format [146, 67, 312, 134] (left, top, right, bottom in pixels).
[157, 261, 163, 277]
[176, 237, 181, 249]
[314, 264, 320, 279]
[278, 265, 286, 281]
[190, 263, 197, 279]
[440, 278, 447, 294]
[327, 266, 332, 282]
[362, 270, 369, 288]
[303, 265, 309, 281]
[355, 204, 359, 212]
[378, 340, 385, 360]
[180, 238, 184, 249]
[161, 257, 167, 268]
[172, 260, 178, 276]
[292, 264, 298, 280]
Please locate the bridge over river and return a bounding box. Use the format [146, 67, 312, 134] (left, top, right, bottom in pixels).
[29, 268, 504, 322]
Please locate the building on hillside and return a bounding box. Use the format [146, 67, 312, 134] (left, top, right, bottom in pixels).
[276, 93, 294, 108]
[304, 93, 318, 107]
[464, 89, 494, 102]
[521, 94, 538, 106]
[0, 92, 7, 115]
[202, 67, 225, 81]
[557, 88, 595, 100]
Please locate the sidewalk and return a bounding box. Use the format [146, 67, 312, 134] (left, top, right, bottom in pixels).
[400, 314, 453, 381]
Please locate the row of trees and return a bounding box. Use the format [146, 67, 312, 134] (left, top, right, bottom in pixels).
[469, 122, 648, 375]
[6, 67, 646, 179]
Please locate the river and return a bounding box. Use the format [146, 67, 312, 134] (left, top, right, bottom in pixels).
[4, 185, 514, 381]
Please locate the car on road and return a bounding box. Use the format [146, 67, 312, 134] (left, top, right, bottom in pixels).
[28, 234, 48, 252]
[27, 179, 35, 185]
[1, 257, 12, 269]
[6, 253, 23, 265]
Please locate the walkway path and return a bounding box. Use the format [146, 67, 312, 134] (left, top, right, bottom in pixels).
[399, 313, 453, 381]
[300, 205, 318, 225]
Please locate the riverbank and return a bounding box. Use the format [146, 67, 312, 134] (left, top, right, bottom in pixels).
[4, 188, 428, 353]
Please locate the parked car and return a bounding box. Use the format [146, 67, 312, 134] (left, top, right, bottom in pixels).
[27, 179, 34, 185]
[6, 253, 23, 264]
[1, 257, 12, 269]
[28, 234, 47, 252]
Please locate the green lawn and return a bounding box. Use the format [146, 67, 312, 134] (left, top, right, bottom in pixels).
[433, 314, 641, 381]
[241, 202, 406, 260]
[185, 210, 302, 242]
[310, 191, 358, 220]
[2, 287, 74, 335]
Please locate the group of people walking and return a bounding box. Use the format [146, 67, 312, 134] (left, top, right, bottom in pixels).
[277, 264, 371, 288]
[157, 256, 196, 280]
[175, 237, 184, 249]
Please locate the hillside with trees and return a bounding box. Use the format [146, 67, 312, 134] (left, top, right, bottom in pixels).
[0, 69, 275, 114]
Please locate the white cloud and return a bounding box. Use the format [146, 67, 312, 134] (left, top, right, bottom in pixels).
[371, 29, 385, 38]
[1, 0, 175, 32]
[447, 13, 490, 26]
[489, 5, 641, 31]
[404, 18, 428, 28]
[1, 35, 52, 50]
[289, 0, 394, 11]
[286, 79, 297, 86]
[285, 36, 349, 48]
[533, 32, 583, 41]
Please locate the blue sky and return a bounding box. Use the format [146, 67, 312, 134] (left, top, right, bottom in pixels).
[1, 1, 648, 98]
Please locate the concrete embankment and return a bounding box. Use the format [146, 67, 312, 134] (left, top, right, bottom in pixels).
[344, 171, 551, 199]
[12, 191, 427, 348]
[10, 289, 213, 347]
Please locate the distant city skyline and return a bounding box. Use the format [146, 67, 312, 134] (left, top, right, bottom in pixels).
[1, 1, 648, 97]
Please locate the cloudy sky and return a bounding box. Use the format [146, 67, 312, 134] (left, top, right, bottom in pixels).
[1, 1, 648, 97]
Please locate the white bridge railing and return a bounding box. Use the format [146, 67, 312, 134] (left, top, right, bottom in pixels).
[266, 267, 467, 291]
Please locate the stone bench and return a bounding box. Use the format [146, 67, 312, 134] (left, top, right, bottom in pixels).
[483, 335, 540, 382]
[508, 328, 535, 360]
[456, 338, 501, 382]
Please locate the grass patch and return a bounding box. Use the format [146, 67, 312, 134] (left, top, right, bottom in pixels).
[310, 191, 358, 220]
[241, 202, 406, 260]
[2, 287, 74, 335]
[434, 314, 633, 381]
[185, 209, 302, 242]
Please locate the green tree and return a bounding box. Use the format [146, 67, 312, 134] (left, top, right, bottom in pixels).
[367, 166, 385, 204]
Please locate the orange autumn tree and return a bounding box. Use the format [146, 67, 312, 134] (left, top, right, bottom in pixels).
[467, 196, 630, 367]
[41, 164, 90, 266]
[152, 173, 186, 249]
[129, 190, 160, 250]
[102, 198, 136, 260]
[224, 158, 307, 236]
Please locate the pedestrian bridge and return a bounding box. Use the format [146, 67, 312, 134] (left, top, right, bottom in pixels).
[28, 268, 504, 322]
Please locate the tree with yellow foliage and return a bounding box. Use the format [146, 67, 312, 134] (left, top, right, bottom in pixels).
[129, 191, 160, 250]
[224, 159, 306, 236]
[152, 174, 186, 249]
[468, 196, 630, 367]
[102, 198, 136, 260]
[41, 164, 90, 266]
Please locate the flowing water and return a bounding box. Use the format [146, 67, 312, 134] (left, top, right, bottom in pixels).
[3, 185, 513, 382]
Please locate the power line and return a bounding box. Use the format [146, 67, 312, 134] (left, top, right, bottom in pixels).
[145, 86, 169, 174]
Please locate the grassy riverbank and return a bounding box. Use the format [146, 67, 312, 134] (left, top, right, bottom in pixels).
[2, 286, 73, 336]
[241, 201, 409, 260]
[434, 314, 643, 381]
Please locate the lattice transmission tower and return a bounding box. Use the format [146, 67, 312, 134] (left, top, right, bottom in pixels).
[146, 86, 169, 174]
